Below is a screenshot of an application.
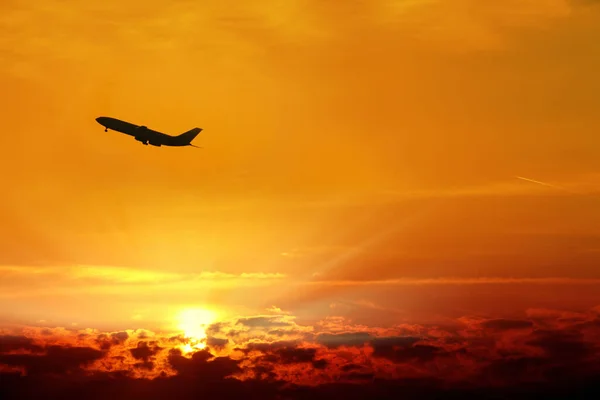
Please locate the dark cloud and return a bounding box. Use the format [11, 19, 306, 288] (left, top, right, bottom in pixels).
[130, 341, 161, 362]
[274, 347, 318, 364]
[2, 307, 600, 398]
[205, 322, 229, 337]
[0, 335, 43, 353]
[527, 329, 592, 362]
[312, 358, 328, 369]
[95, 331, 129, 350]
[244, 340, 302, 353]
[0, 345, 104, 376]
[345, 372, 375, 381]
[369, 336, 428, 362]
[168, 348, 242, 380]
[481, 319, 534, 331]
[371, 340, 447, 363]
[480, 356, 547, 385]
[315, 332, 373, 348]
[206, 337, 229, 348]
[341, 363, 363, 372]
[236, 316, 293, 328]
[574, 317, 600, 331]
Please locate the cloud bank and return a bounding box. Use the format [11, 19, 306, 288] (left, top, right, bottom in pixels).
[2, 306, 600, 399]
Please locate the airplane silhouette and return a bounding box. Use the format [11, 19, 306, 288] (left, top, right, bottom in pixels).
[96, 116, 202, 147]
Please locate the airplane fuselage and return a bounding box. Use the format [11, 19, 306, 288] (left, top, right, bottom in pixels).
[95, 116, 202, 147]
[96, 117, 138, 136]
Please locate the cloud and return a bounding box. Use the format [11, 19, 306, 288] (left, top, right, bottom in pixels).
[315, 332, 373, 348]
[1, 305, 600, 398]
[236, 316, 293, 329]
[0, 265, 286, 283]
[0, 265, 287, 299]
[480, 319, 534, 331]
[0, 335, 43, 353]
[265, 306, 291, 315]
[306, 277, 600, 287]
[0, 345, 104, 376]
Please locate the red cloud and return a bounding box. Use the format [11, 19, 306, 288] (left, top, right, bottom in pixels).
[2, 306, 600, 399]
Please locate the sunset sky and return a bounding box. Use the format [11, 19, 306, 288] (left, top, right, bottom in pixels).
[1, 1, 600, 398]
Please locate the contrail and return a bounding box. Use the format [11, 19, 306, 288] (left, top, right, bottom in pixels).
[515, 176, 572, 192]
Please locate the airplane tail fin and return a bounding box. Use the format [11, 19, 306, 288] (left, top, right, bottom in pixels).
[177, 127, 202, 144]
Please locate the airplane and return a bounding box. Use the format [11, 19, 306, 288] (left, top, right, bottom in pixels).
[95, 116, 203, 147]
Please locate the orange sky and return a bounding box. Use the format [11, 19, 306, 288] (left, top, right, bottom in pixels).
[1, 0, 600, 336]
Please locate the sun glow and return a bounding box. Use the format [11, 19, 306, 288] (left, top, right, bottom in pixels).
[176, 308, 218, 353]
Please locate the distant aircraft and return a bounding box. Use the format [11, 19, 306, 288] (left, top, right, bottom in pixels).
[95, 116, 202, 147]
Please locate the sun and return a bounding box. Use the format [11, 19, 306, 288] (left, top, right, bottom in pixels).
[175, 308, 218, 353]
[177, 308, 216, 338]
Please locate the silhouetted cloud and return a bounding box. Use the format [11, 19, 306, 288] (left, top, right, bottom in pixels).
[480, 319, 534, 331]
[315, 332, 373, 348]
[0, 345, 104, 376]
[0, 335, 43, 353]
[236, 316, 293, 328]
[206, 337, 229, 349]
[2, 306, 600, 398]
